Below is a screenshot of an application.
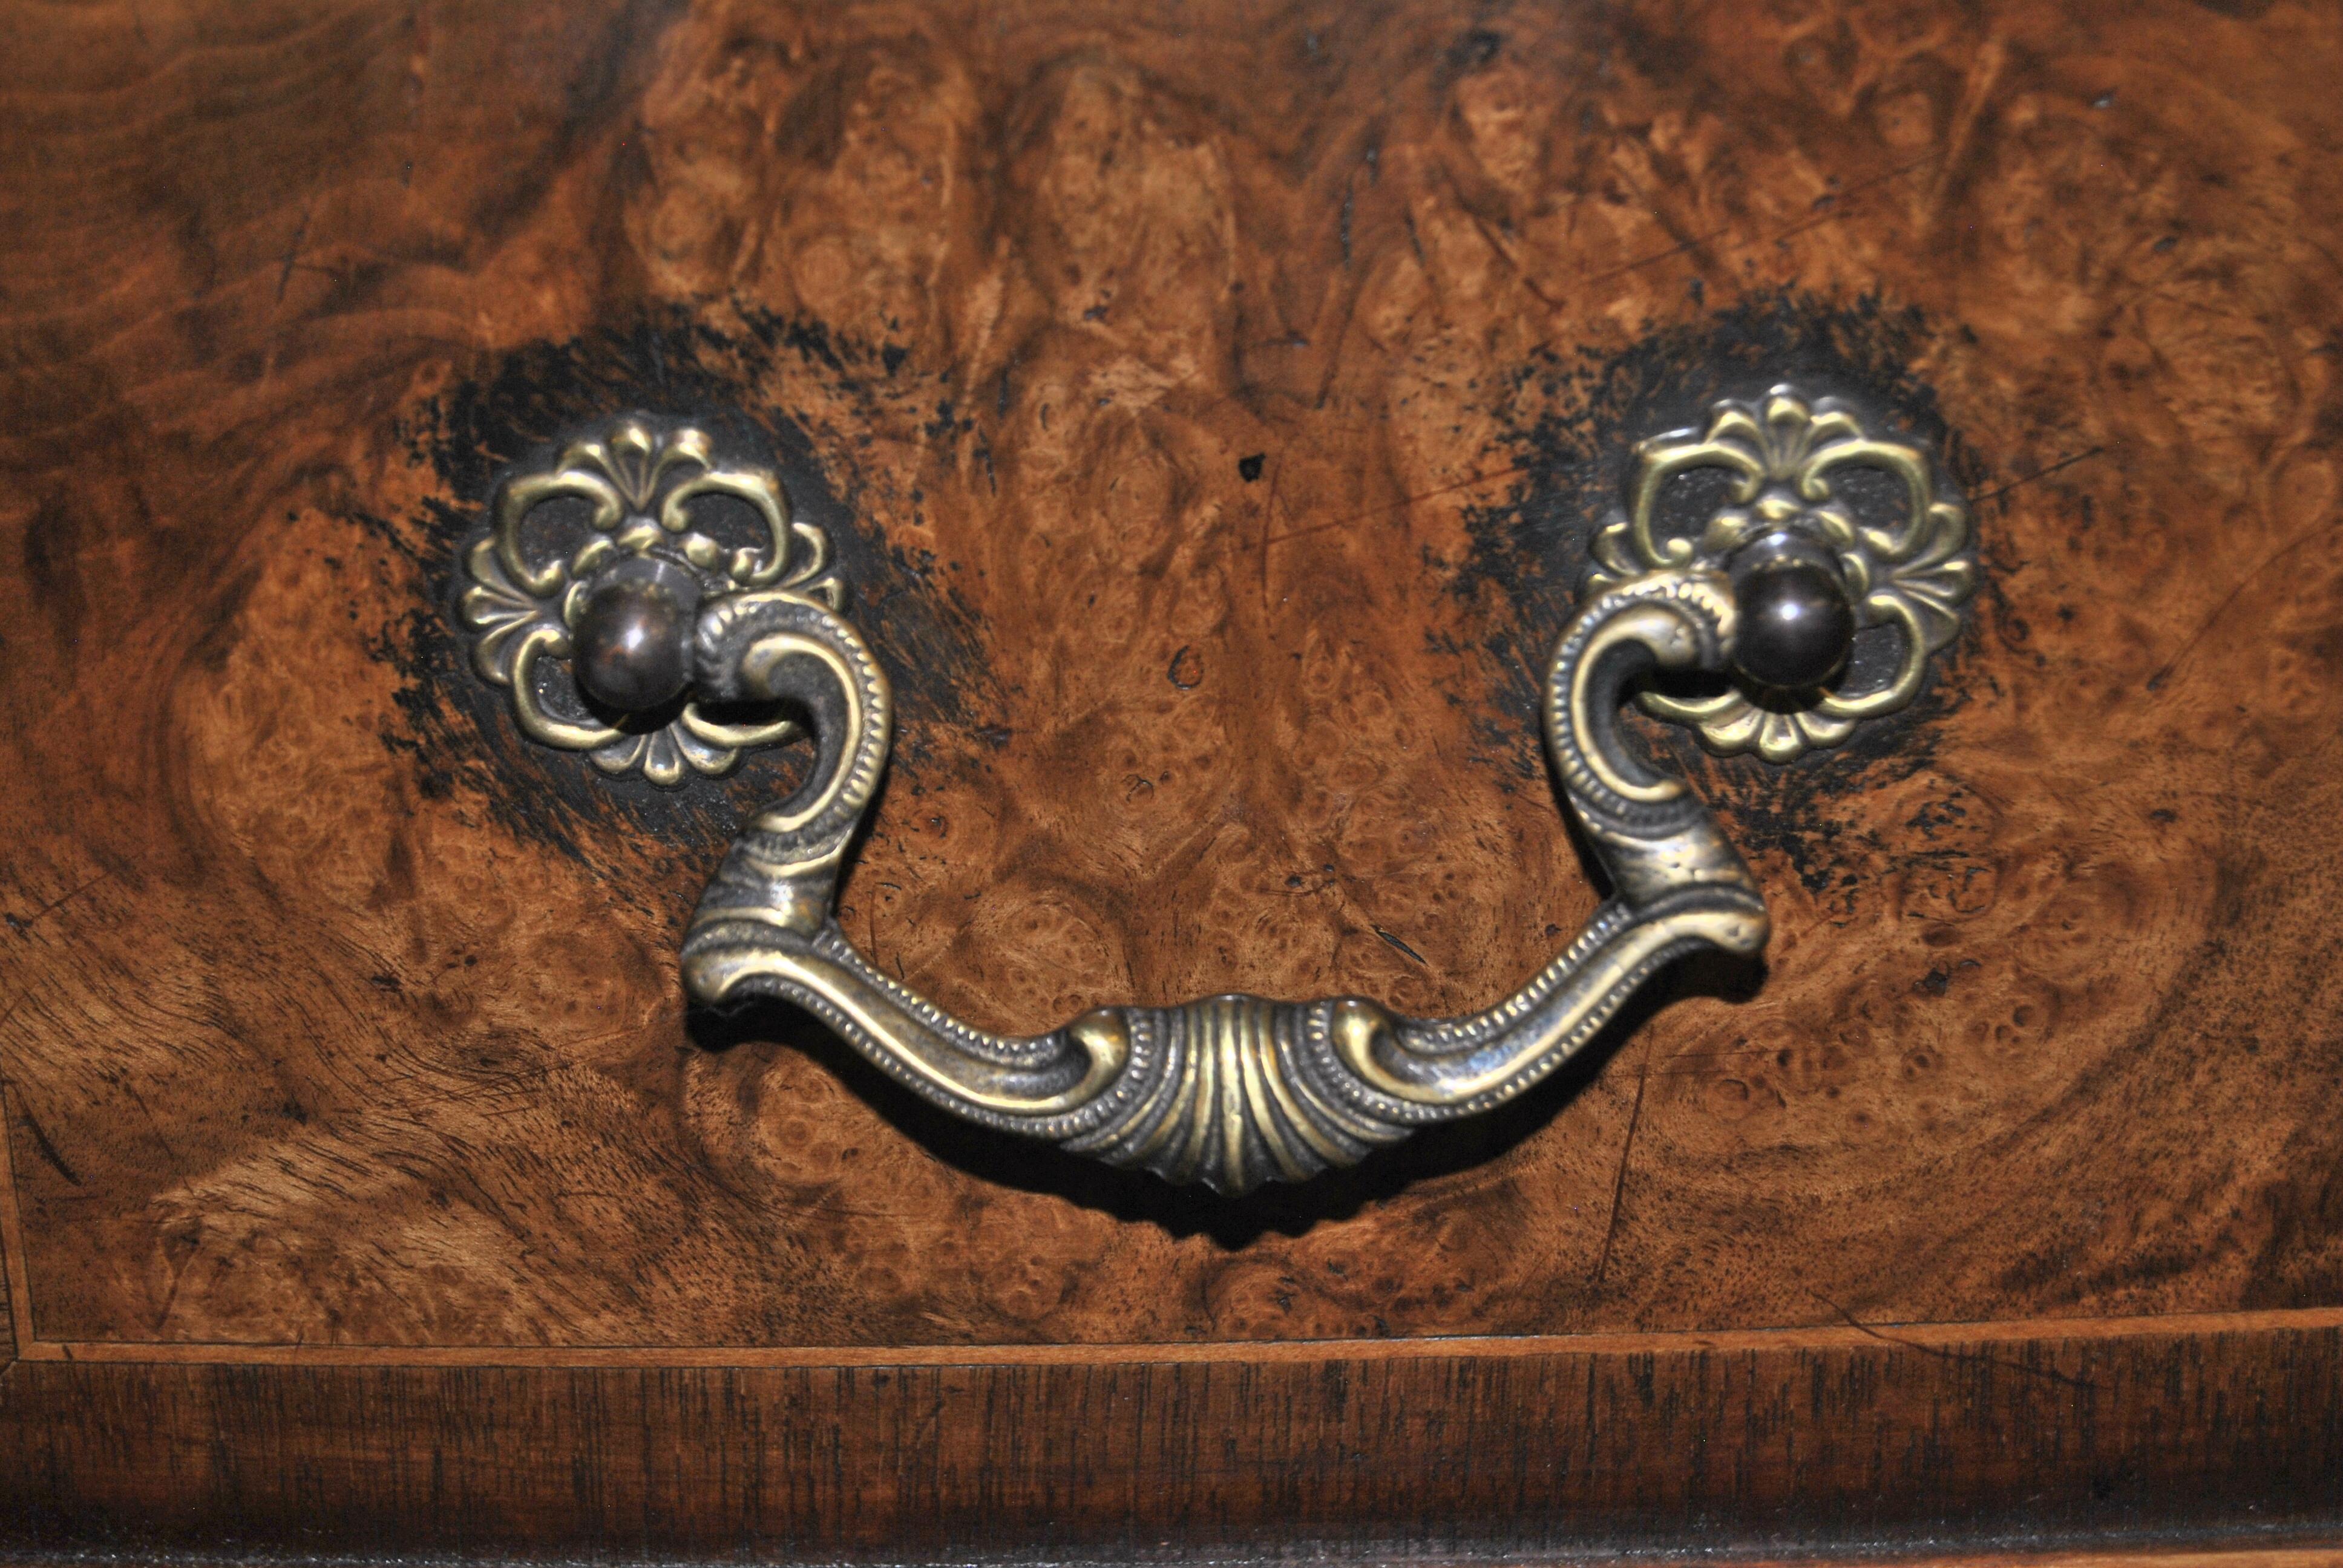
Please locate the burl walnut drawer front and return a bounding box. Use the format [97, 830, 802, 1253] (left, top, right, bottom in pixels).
[3, 0, 2341, 1561]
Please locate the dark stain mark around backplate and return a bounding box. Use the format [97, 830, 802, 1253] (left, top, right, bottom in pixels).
[354, 312, 997, 874]
[1449, 290, 1997, 899]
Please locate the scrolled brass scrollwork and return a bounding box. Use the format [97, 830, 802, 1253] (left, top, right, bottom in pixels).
[460, 392, 1976, 1192]
[680, 568, 1768, 1193]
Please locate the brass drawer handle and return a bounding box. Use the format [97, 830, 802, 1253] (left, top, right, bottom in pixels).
[463, 388, 1973, 1192]
[681, 569, 1765, 1193]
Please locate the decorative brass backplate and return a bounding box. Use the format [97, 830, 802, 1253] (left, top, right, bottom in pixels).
[1586, 385, 1975, 762]
[459, 416, 837, 786]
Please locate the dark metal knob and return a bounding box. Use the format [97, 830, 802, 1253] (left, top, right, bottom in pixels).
[1728, 543, 1855, 693]
[571, 558, 701, 713]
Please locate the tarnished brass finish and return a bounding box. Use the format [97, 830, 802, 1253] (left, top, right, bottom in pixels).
[1587, 384, 1976, 762]
[456, 404, 1973, 1191]
[681, 567, 1769, 1193]
[459, 416, 837, 786]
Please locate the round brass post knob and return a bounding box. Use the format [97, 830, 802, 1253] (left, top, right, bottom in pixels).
[1726, 537, 1858, 693]
[571, 557, 703, 714]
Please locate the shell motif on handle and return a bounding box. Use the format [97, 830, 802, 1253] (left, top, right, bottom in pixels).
[680, 570, 1765, 1194]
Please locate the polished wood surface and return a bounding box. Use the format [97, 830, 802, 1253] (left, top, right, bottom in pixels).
[2, 0, 2339, 1557]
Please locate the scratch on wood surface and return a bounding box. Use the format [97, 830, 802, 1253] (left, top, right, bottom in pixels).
[1590, 1037, 1654, 1287]
[4, 1088, 80, 1188]
[2, 870, 110, 938]
[1582, 151, 1937, 290]
[1369, 925, 1426, 965]
[275, 201, 313, 305]
[1972, 445, 2105, 508]
[1805, 1287, 2102, 1395]
[1263, 461, 1534, 549]
[2147, 509, 2343, 692]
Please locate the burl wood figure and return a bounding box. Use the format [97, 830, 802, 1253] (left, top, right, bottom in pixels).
[2, 0, 2342, 1561]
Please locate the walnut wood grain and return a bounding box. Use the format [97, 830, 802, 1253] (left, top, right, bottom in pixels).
[1, 0, 2340, 1556]
[4, 1327, 2343, 1559]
